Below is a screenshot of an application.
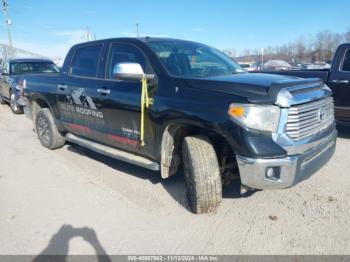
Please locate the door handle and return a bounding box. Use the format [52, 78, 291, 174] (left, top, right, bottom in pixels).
[57, 84, 67, 90]
[331, 79, 349, 84]
[97, 88, 111, 95]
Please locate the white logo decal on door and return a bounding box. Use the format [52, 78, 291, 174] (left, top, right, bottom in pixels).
[66, 88, 97, 110]
[60, 88, 104, 120]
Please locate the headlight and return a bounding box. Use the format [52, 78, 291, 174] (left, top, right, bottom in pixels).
[15, 80, 26, 91]
[228, 104, 280, 132]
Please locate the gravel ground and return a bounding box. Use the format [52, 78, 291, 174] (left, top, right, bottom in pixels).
[0, 104, 350, 255]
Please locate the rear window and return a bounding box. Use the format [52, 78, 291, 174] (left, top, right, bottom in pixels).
[70, 44, 103, 78]
[342, 49, 350, 72]
[11, 62, 59, 75]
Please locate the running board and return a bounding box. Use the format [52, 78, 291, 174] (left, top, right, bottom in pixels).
[65, 133, 160, 171]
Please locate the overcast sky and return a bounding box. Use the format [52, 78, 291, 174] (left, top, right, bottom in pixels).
[1, 0, 349, 58]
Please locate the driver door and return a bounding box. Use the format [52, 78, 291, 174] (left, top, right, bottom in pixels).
[96, 42, 157, 157]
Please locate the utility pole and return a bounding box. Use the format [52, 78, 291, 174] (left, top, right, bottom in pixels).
[2, 0, 12, 47]
[261, 48, 264, 71]
[84, 27, 96, 41]
[85, 26, 91, 41]
[136, 21, 139, 38]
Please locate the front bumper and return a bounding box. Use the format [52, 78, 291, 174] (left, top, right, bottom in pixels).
[236, 129, 337, 190]
[17, 96, 26, 106]
[21, 96, 33, 120]
[12, 91, 26, 107]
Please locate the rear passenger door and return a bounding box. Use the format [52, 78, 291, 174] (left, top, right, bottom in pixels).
[57, 43, 106, 143]
[97, 42, 157, 156]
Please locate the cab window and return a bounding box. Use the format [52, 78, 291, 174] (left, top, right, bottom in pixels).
[70, 44, 102, 77]
[342, 49, 350, 72]
[106, 43, 152, 80]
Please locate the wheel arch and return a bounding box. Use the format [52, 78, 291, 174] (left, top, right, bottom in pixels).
[159, 120, 236, 179]
[31, 94, 51, 109]
[30, 95, 65, 133]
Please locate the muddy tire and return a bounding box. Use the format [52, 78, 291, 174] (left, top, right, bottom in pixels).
[182, 135, 222, 214]
[36, 108, 65, 150]
[10, 93, 23, 114]
[0, 92, 6, 105]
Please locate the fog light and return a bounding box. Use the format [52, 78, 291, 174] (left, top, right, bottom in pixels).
[265, 167, 281, 180]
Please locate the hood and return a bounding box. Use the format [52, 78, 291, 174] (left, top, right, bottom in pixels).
[182, 73, 322, 103]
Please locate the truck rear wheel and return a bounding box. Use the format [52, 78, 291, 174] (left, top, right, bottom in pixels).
[36, 108, 65, 150]
[182, 135, 222, 214]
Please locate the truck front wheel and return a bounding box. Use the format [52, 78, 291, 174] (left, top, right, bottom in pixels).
[10, 93, 23, 114]
[0, 92, 6, 105]
[182, 135, 222, 214]
[35, 108, 65, 150]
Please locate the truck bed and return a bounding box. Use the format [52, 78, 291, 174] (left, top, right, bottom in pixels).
[24, 73, 60, 94]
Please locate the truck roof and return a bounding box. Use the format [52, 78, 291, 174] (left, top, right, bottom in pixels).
[338, 43, 350, 48]
[138, 37, 196, 43]
[9, 58, 54, 63]
[71, 37, 203, 48]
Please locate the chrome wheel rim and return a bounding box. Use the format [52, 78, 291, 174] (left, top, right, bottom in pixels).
[37, 116, 50, 145]
[10, 94, 18, 112]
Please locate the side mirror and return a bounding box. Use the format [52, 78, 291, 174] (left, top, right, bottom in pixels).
[113, 63, 154, 81]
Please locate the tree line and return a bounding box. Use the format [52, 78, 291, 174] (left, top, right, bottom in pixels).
[225, 28, 350, 63]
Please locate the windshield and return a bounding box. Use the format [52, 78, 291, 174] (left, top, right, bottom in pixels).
[147, 41, 245, 77]
[11, 62, 59, 75]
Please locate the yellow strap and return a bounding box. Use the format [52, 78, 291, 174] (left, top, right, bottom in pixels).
[140, 75, 149, 147]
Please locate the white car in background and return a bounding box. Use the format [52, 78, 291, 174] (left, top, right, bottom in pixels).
[238, 62, 255, 71]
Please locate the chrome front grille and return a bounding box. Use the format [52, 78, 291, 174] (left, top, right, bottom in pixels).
[286, 96, 335, 140]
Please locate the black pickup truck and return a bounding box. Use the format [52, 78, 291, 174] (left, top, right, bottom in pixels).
[260, 43, 350, 124]
[22, 37, 336, 214]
